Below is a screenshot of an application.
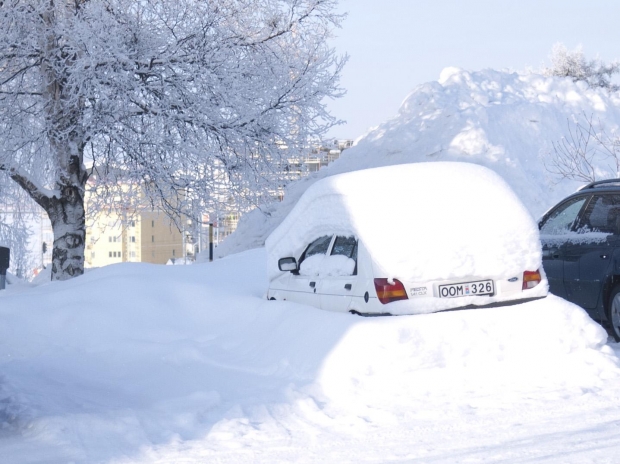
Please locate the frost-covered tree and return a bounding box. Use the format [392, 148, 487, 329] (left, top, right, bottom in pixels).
[0, 0, 345, 281]
[544, 43, 620, 91]
[545, 113, 620, 183]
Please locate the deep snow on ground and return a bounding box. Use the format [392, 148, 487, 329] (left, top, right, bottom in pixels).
[2, 249, 620, 463]
[218, 68, 620, 258]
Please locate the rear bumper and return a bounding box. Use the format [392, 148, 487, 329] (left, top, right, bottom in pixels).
[350, 296, 548, 317]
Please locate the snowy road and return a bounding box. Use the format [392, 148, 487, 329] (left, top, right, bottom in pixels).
[1, 249, 620, 463]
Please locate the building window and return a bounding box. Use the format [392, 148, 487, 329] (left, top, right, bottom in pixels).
[91, 251, 95, 258]
[130, 236, 136, 243]
[109, 251, 112, 258]
[152, 235, 154, 242]
[108, 236, 112, 243]
[130, 251, 136, 258]
[152, 220, 155, 227]
[130, 220, 136, 227]
[172, 249, 175, 256]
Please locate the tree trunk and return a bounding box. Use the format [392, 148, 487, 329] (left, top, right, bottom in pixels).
[46, 185, 86, 281]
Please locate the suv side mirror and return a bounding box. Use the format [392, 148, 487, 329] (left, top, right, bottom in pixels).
[278, 257, 298, 272]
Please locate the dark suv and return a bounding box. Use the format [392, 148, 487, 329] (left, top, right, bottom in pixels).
[539, 179, 620, 340]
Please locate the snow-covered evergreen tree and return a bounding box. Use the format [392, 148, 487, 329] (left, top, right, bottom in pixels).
[0, 0, 345, 281]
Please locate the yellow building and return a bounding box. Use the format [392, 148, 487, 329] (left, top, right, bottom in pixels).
[139, 211, 189, 264]
[85, 210, 193, 268]
[84, 176, 199, 271]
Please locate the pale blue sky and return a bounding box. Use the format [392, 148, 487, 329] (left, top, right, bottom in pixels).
[327, 0, 620, 138]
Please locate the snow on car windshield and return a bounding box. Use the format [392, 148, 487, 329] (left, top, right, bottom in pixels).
[266, 162, 542, 283]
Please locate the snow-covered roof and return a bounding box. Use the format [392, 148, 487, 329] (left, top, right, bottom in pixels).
[266, 162, 542, 282]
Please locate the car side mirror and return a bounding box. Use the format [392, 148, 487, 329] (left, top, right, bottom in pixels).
[278, 257, 298, 272]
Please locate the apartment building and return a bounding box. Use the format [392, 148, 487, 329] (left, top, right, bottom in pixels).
[85, 210, 193, 268]
[207, 138, 355, 241]
[140, 211, 190, 264]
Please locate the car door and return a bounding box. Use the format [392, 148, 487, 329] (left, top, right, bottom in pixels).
[539, 195, 590, 298]
[286, 235, 333, 307]
[318, 236, 358, 312]
[563, 194, 620, 310]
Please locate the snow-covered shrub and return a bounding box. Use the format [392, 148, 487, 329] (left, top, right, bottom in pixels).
[543, 43, 620, 91]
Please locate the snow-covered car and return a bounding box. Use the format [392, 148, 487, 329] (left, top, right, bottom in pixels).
[266, 162, 548, 315]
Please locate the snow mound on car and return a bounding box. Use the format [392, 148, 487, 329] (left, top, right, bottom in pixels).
[266, 162, 544, 288]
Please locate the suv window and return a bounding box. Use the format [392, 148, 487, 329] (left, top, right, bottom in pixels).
[540, 196, 588, 236]
[577, 194, 620, 235]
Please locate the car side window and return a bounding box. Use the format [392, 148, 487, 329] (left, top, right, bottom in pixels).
[540, 196, 588, 236]
[331, 235, 357, 259]
[323, 235, 358, 276]
[301, 235, 332, 261]
[298, 235, 333, 276]
[577, 194, 620, 235]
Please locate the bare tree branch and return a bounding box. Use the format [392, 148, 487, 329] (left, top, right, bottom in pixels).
[545, 113, 620, 183]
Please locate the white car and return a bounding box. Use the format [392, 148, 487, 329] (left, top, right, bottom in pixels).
[266, 162, 548, 315]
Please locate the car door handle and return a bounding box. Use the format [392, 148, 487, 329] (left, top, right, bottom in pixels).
[309, 281, 316, 288]
[601, 254, 609, 259]
[344, 283, 352, 290]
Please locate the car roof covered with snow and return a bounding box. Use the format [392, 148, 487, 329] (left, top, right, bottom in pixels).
[266, 162, 542, 282]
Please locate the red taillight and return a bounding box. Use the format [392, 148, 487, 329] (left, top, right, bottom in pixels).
[523, 270, 542, 290]
[374, 278, 409, 304]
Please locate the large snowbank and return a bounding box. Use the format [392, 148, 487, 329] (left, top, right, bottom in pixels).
[218, 68, 620, 257]
[1, 250, 620, 462]
[266, 162, 542, 284]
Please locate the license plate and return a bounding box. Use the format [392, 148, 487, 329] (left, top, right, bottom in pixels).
[439, 280, 494, 298]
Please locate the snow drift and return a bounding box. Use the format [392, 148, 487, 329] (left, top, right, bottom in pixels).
[218, 68, 620, 257]
[1, 250, 620, 462]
